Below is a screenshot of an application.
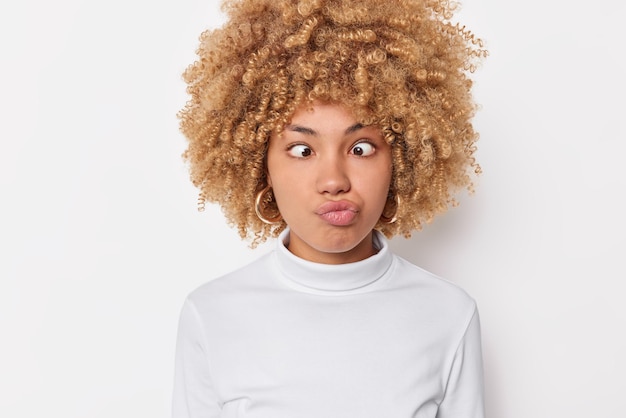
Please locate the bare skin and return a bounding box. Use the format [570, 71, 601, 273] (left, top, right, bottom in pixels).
[267, 102, 392, 264]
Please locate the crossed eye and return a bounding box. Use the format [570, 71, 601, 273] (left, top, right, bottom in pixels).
[350, 142, 375, 156]
[288, 144, 313, 157]
[287, 141, 375, 158]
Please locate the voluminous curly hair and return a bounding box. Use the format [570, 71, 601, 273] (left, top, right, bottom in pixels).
[179, 0, 487, 245]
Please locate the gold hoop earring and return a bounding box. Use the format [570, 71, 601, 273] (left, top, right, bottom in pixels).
[380, 193, 400, 224]
[255, 185, 283, 224]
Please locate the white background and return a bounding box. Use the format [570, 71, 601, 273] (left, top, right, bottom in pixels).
[1, 0, 624, 416]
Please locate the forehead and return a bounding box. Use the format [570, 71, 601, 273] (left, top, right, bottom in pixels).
[278, 102, 382, 139]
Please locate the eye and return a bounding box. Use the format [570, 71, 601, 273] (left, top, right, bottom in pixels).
[350, 141, 375, 157]
[287, 144, 313, 158]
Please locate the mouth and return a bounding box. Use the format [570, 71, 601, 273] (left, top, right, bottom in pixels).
[315, 201, 359, 226]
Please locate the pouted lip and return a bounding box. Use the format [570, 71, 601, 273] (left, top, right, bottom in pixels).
[315, 200, 359, 215]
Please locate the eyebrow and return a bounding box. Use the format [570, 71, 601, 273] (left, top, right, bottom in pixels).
[285, 123, 365, 136]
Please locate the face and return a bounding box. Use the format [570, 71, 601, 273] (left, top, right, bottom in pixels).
[266, 102, 392, 264]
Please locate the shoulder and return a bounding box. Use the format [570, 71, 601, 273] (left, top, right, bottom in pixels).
[185, 251, 275, 310]
[391, 254, 477, 318]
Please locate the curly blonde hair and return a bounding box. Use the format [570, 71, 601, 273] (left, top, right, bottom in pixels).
[179, 0, 487, 245]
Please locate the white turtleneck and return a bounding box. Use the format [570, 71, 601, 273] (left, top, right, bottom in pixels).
[172, 230, 484, 418]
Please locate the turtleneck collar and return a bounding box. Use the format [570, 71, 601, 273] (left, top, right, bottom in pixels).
[272, 228, 395, 296]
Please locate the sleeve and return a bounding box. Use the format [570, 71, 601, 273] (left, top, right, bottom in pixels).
[437, 306, 485, 418]
[172, 298, 221, 418]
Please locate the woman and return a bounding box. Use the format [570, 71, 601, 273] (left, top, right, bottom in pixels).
[173, 0, 487, 417]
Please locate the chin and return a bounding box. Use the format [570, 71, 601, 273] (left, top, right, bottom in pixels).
[312, 229, 370, 253]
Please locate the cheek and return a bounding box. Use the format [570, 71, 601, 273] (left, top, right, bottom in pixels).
[375, 161, 393, 205]
[355, 167, 392, 205]
[374, 157, 393, 189]
[265, 164, 295, 212]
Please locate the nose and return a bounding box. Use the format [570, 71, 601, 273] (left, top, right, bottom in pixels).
[316, 154, 351, 195]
